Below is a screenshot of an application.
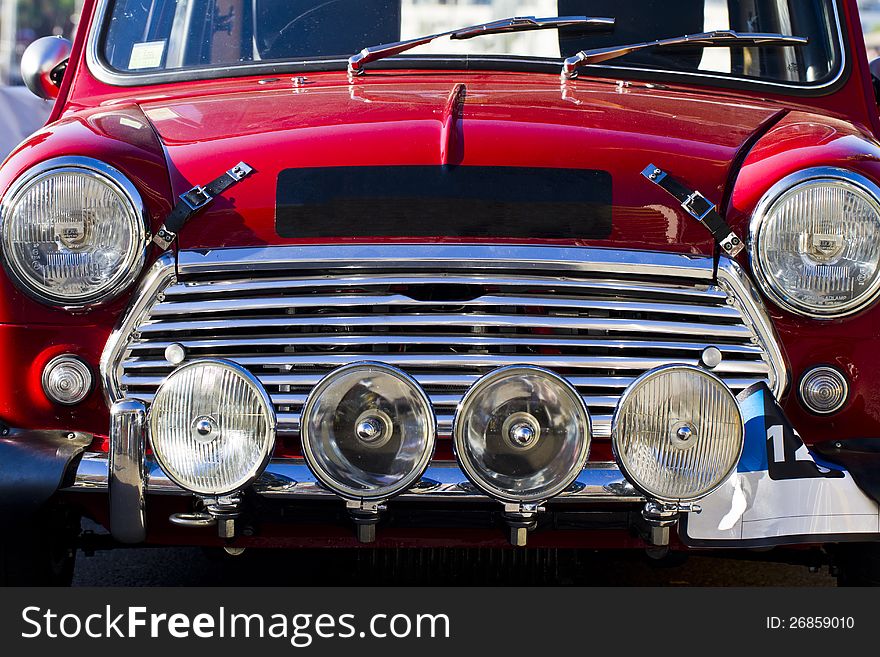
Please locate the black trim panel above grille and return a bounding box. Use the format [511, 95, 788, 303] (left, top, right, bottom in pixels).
[275, 166, 613, 239]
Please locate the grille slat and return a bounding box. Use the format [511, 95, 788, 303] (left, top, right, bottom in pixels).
[106, 246, 785, 444]
[270, 412, 621, 439]
[164, 274, 728, 301]
[122, 353, 770, 375]
[126, 335, 765, 354]
[121, 373, 768, 393]
[137, 313, 754, 339]
[149, 294, 742, 320]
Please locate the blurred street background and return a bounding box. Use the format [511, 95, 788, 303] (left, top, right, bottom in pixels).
[0, 2, 875, 585]
[862, 0, 880, 56]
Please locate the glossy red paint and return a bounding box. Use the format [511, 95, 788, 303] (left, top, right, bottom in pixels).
[0, 104, 173, 441]
[1, 0, 879, 548]
[137, 74, 785, 254]
[728, 112, 880, 441]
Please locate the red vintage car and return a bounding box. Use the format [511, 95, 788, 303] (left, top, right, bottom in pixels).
[2, 0, 880, 585]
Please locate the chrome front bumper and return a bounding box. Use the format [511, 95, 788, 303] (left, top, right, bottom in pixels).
[68, 441, 644, 547]
[67, 451, 643, 503]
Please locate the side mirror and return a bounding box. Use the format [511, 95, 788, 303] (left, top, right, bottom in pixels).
[20, 36, 72, 100]
[871, 58, 880, 105]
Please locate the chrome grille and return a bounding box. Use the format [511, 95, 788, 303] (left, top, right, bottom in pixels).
[102, 245, 787, 440]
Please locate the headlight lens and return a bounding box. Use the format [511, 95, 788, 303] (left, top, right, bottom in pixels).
[149, 359, 276, 496]
[453, 366, 591, 504]
[612, 365, 743, 503]
[750, 169, 880, 318]
[0, 157, 147, 307]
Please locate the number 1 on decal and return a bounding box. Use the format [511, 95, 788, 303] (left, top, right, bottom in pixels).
[768, 425, 785, 463]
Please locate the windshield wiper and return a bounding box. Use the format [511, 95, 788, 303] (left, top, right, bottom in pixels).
[562, 30, 808, 79]
[348, 16, 615, 77]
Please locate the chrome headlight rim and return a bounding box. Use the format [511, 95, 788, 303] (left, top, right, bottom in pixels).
[0, 156, 150, 309]
[611, 364, 744, 504]
[452, 365, 592, 504]
[300, 361, 437, 502]
[147, 358, 277, 497]
[749, 167, 880, 319]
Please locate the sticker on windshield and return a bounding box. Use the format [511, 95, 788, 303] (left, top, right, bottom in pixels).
[128, 41, 166, 70]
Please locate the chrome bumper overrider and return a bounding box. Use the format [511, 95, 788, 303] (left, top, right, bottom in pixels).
[66, 451, 643, 503]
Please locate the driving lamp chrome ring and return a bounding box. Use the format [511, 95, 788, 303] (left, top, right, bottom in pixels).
[749, 167, 880, 319]
[148, 358, 276, 497]
[611, 364, 744, 504]
[300, 361, 437, 502]
[453, 365, 592, 504]
[0, 156, 150, 309]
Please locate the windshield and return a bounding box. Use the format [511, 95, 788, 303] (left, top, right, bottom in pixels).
[97, 0, 842, 87]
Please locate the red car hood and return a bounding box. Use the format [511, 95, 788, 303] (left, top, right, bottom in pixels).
[138, 73, 783, 254]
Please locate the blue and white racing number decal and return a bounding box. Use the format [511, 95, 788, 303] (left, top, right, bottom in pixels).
[684, 383, 878, 545]
[738, 382, 845, 481]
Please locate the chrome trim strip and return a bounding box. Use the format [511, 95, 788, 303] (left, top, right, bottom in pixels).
[716, 256, 789, 397]
[126, 336, 764, 355]
[161, 274, 729, 300]
[148, 292, 743, 319]
[100, 252, 176, 405]
[748, 167, 880, 320]
[84, 0, 847, 94]
[120, 372, 766, 391]
[270, 411, 619, 441]
[122, 353, 771, 374]
[176, 244, 715, 279]
[131, 314, 754, 339]
[66, 453, 643, 503]
[109, 399, 147, 543]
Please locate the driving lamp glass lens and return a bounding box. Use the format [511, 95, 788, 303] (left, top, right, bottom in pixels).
[612, 366, 743, 503]
[301, 362, 436, 501]
[453, 366, 591, 503]
[149, 359, 276, 496]
[752, 171, 880, 317]
[0, 160, 146, 306]
[799, 367, 848, 415]
[42, 355, 92, 405]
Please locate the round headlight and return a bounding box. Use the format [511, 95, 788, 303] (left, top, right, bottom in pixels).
[0, 157, 148, 307]
[149, 359, 276, 496]
[750, 168, 880, 318]
[453, 366, 591, 504]
[300, 362, 436, 502]
[612, 365, 743, 503]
